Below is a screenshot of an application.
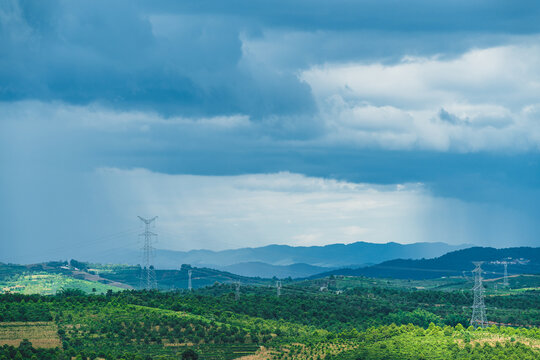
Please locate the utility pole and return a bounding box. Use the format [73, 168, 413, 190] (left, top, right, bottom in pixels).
[235, 281, 241, 301]
[138, 216, 158, 290]
[276, 280, 282, 297]
[502, 262, 509, 287]
[470, 262, 488, 328]
[188, 270, 193, 291]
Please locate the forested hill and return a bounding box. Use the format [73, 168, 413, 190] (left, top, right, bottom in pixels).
[310, 247, 540, 280]
[0, 261, 269, 293]
[101, 263, 268, 290]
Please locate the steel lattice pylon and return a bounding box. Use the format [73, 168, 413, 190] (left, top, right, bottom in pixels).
[235, 281, 241, 301]
[138, 216, 158, 290]
[470, 261, 487, 328]
[276, 280, 282, 297]
[502, 262, 509, 287]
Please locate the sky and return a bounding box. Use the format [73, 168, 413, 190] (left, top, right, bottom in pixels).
[1, 0, 540, 263]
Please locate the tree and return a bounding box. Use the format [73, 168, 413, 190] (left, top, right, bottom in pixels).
[181, 349, 199, 360]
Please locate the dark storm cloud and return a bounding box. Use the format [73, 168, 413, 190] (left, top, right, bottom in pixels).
[3, 0, 540, 117]
[0, 0, 317, 118]
[149, 0, 540, 33]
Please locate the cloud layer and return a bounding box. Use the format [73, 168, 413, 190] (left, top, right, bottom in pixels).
[2, 1, 540, 261]
[96, 169, 427, 250]
[3, 1, 540, 152]
[2, 164, 536, 264]
[303, 44, 540, 151]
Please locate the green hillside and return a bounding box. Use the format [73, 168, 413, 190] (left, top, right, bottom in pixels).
[0, 273, 123, 295]
[0, 261, 271, 295]
[313, 246, 540, 280]
[1, 274, 539, 359]
[93, 263, 270, 290]
[1, 260, 539, 359]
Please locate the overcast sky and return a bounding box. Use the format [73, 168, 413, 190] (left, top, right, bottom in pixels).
[1, 1, 540, 263]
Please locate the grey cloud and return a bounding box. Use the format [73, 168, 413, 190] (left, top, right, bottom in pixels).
[148, 0, 540, 33]
[439, 108, 463, 125]
[4, 0, 540, 120]
[0, 0, 316, 119]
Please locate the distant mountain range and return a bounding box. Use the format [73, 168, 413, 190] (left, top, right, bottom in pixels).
[218, 262, 333, 279]
[7, 245, 538, 285]
[310, 246, 540, 280]
[85, 241, 470, 278]
[157, 242, 469, 268]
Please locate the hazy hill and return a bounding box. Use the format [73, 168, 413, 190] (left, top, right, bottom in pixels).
[153, 241, 469, 268]
[83, 241, 469, 278]
[218, 262, 333, 279]
[311, 246, 540, 280]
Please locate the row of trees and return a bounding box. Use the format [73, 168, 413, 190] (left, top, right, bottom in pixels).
[0, 341, 199, 360]
[92, 285, 538, 331]
[0, 302, 52, 322]
[2, 284, 538, 330]
[0, 340, 64, 360]
[328, 324, 540, 360]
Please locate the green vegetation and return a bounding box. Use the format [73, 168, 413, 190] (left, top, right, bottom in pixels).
[89, 263, 270, 290]
[169, 281, 539, 331]
[0, 261, 273, 294]
[0, 270, 539, 359]
[0, 273, 123, 295]
[0, 289, 317, 359]
[304, 273, 540, 294]
[0, 301, 52, 322]
[326, 324, 540, 360]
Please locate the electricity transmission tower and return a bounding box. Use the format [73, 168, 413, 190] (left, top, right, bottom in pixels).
[188, 270, 193, 291]
[235, 281, 241, 301]
[138, 216, 158, 290]
[276, 280, 282, 297]
[470, 261, 488, 328]
[502, 262, 509, 287]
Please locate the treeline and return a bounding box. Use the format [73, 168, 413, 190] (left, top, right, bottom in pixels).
[100, 284, 539, 330]
[327, 324, 540, 360]
[0, 339, 158, 360]
[0, 301, 52, 322]
[0, 340, 64, 360]
[1, 285, 539, 330]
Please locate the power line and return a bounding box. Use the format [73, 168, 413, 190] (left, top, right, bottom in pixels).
[362, 264, 508, 276]
[39, 227, 141, 258]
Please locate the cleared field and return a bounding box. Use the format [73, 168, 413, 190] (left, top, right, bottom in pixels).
[0, 322, 61, 348]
